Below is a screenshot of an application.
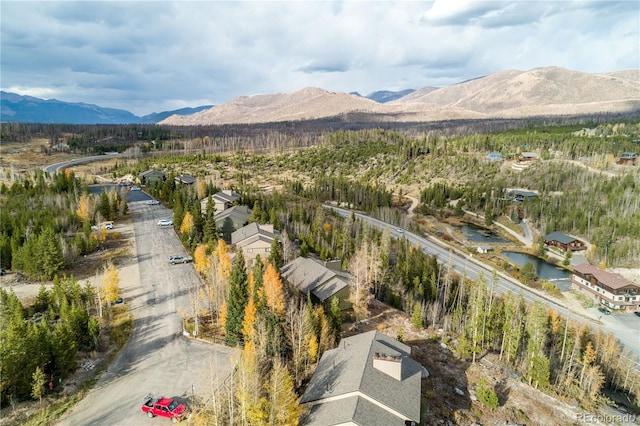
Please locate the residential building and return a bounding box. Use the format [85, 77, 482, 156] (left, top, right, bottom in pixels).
[231, 223, 277, 266]
[507, 189, 538, 203]
[214, 205, 251, 229]
[139, 169, 166, 186]
[571, 264, 640, 312]
[211, 189, 241, 213]
[175, 174, 196, 185]
[301, 330, 422, 426]
[544, 231, 587, 252]
[281, 256, 351, 310]
[485, 152, 503, 162]
[617, 152, 638, 165]
[517, 152, 538, 163]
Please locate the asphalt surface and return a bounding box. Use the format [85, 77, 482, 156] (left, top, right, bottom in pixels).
[324, 205, 640, 364]
[43, 153, 121, 175]
[58, 191, 236, 426]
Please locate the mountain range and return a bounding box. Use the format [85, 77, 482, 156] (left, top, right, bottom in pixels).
[2, 67, 639, 125]
[0, 91, 213, 125]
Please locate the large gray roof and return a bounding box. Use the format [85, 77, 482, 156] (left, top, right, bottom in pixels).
[304, 395, 409, 426]
[231, 222, 275, 246]
[544, 231, 580, 244]
[214, 205, 251, 223]
[212, 189, 241, 203]
[280, 256, 350, 301]
[301, 330, 422, 425]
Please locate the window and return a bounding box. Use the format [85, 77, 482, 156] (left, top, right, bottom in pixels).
[247, 248, 253, 253]
[265, 247, 271, 252]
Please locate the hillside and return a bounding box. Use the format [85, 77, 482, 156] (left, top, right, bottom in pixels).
[161, 87, 386, 125]
[390, 67, 640, 117]
[161, 67, 640, 125]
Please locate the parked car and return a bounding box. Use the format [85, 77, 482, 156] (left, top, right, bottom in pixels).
[131, 186, 141, 191]
[104, 222, 113, 230]
[634, 311, 640, 317]
[598, 307, 611, 315]
[141, 394, 187, 422]
[169, 255, 193, 264]
[157, 219, 173, 226]
[146, 200, 160, 205]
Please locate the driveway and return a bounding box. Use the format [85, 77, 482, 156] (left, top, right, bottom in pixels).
[58, 194, 236, 425]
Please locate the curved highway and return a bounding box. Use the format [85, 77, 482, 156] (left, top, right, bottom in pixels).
[324, 205, 640, 363]
[43, 153, 122, 175]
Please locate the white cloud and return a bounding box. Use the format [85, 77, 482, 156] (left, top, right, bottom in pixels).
[1, 1, 638, 115]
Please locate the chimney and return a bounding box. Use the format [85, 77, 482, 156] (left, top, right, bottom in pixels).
[373, 352, 403, 381]
[324, 259, 342, 271]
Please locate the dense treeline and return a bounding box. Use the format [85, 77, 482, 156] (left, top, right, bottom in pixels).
[451, 274, 639, 408]
[0, 276, 100, 405]
[0, 170, 128, 277]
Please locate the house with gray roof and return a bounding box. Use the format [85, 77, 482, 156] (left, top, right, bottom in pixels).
[231, 223, 277, 266]
[214, 205, 251, 228]
[301, 330, 422, 426]
[211, 189, 241, 213]
[485, 152, 503, 162]
[175, 174, 196, 185]
[139, 169, 166, 186]
[544, 231, 586, 252]
[281, 256, 351, 310]
[507, 189, 538, 203]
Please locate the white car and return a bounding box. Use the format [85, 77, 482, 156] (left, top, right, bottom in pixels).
[146, 200, 160, 205]
[157, 219, 173, 226]
[131, 186, 141, 191]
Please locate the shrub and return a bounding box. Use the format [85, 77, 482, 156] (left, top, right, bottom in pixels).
[476, 378, 499, 409]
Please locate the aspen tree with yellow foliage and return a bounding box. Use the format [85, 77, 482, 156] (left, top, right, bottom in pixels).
[101, 261, 120, 305]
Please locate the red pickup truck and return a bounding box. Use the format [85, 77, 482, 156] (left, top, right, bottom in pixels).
[141, 394, 187, 423]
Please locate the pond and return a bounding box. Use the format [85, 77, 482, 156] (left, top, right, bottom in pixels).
[461, 223, 510, 244]
[502, 251, 572, 291]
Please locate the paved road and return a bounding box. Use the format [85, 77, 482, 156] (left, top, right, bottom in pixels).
[324, 205, 640, 363]
[59, 193, 236, 426]
[43, 153, 122, 175]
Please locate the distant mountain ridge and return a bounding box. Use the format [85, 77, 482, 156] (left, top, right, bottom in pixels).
[0, 91, 212, 124]
[161, 67, 640, 126]
[3, 67, 639, 125]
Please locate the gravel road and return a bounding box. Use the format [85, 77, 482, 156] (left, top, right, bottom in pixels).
[58, 196, 236, 426]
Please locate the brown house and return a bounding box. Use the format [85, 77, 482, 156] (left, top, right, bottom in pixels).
[617, 152, 638, 165]
[571, 264, 640, 312]
[544, 231, 587, 252]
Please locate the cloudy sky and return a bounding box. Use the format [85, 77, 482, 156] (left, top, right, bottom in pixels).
[2, 1, 638, 116]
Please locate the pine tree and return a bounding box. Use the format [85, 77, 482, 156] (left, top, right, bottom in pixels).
[225, 251, 248, 346]
[40, 228, 64, 280]
[525, 301, 550, 389]
[203, 195, 218, 245]
[31, 366, 46, 403]
[268, 237, 283, 270]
